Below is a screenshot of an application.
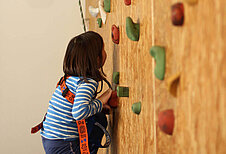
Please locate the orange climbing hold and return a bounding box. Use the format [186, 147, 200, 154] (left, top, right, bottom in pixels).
[107, 91, 119, 108]
[158, 109, 175, 135]
[111, 25, 120, 44]
[124, 0, 131, 6]
[171, 3, 184, 26]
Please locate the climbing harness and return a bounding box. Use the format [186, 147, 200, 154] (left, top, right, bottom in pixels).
[31, 75, 111, 153]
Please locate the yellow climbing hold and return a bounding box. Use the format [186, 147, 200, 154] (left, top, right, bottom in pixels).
[184, 0, 198, 5]
[167, 72, 180, 97]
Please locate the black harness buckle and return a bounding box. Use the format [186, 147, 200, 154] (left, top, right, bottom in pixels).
[62, 87, 69, 97]
[58, 77, 64, 85]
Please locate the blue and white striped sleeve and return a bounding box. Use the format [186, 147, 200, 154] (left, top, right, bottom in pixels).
[72, 80, 103, 121]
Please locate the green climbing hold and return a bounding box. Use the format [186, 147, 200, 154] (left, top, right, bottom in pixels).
[126, 17, 140, 41]
[113, 72, 119, 84]
[97, 18, 102, 28]
[104, 0, 110, 13]
[132, 102, 141, 115]
[117, 86, 129, 97]
[150, 46, 165, 80]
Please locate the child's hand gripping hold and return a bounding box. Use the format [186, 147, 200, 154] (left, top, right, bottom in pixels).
[98, 89, 112, 114]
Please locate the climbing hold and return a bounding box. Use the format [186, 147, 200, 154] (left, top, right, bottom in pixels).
[112, 25, 120, 44]
[167, 72, 180, 97]
[99, 0, 106, 24]
[107, 91, 119, 108]
[104, 0, 110, 12]
[126, 17, 140, 41]
[158, 109, 174, 135]
[184, 0, 198, 5]
[113, 72, 119, 84]
[171, 3, 184, 26]
[117, 86, 129, 97]
[132, 102, 141, 115]
[124, 0, 131, 6]
[97, 18, 102, 28]
[150, 46, 165, 80]
[88, 6, 99, 17]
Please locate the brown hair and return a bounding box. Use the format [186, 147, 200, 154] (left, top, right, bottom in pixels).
[63, 31, 106, 82]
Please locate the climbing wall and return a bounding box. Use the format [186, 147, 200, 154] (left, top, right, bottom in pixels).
[85, 0, 225, 154]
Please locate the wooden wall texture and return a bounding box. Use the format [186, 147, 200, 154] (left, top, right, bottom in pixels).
[85, 0, 225, 153]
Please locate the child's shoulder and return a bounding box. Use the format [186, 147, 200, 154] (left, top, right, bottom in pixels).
[67, 76, 80, 84]
[69, 76, 98, 86]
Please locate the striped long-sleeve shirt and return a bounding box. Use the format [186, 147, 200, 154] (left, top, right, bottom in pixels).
[40, 76, 103, 141]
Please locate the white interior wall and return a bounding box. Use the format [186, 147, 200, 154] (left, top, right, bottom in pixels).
[0, 0, 85, 153]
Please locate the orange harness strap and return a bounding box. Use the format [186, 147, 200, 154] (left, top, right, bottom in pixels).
[31, 76, 90, 154]
[76, 120, 90, 154]
[58, 76, 90, 154]
[57, 76, 75, 103]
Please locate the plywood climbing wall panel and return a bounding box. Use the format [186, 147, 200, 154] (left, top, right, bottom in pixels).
[86, 0, 155, 154]
[153, 0, 177, 153]
[154, 0, 226, 153]
[85, 0, 226, 153]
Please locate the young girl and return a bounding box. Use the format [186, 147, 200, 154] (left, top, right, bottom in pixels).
[40, 31, 112, 153]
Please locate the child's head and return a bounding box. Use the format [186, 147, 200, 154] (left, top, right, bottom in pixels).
[63, 31, 106, 81]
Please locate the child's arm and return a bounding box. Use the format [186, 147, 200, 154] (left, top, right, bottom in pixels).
[72, 80, 109, 121]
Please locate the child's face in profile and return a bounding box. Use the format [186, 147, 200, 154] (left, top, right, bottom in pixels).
[101, 43, 107, 67]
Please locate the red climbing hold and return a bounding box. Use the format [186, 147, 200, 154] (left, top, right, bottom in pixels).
[171, 3, 184, 26]
[158, 109, 175, 135]
[107, 91, 119, 108]
[111, 25, 120, 44]
[124, 0, 131, 6]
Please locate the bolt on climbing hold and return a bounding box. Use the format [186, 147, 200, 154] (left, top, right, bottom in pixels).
[113, 72, 120, 84]
[124, 0, 131, 6]
[171, 3, 184, 26]
[150, 46, 165, 80]
[107, 91, 119, 108]
[158, 109, 175, 135]
[167, 72, 180, 97]
[132, 102, 141, 114]
[112, 25, 120, 44]
[97, 18, 102, 28]
[104, 0, 110, 12]
[117, 86, 129, 97]
[184, 0, 198, 5]
[126, 17, 140, 41]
